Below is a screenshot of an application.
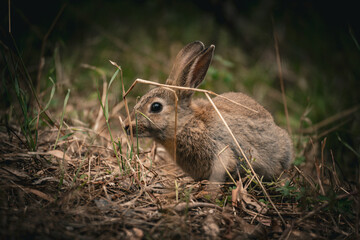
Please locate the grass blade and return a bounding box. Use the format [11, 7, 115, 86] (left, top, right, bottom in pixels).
[337, 134, 360, 159]
[105, 69, 119, 119]
[97, 78, 124, 172]
[54, 89, 70, 149]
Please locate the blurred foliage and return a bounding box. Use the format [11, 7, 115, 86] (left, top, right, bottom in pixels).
[1, 0, 359, 182]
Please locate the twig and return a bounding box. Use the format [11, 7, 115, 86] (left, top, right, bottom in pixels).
[217, 146, 237, 185]
[321, 138, 326, 184]
[349, 26, 360, 50]
[136, 202, 222, 212]
[295, 191, 358, 225]
[294, 166, 316, 190]
[316, 119, 351, 140]
[330, 150, 341, 188]
[124, 78, 259, 114]
[300, 105, 359, 134]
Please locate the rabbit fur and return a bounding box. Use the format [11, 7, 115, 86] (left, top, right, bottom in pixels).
[125, 41, 293, 182]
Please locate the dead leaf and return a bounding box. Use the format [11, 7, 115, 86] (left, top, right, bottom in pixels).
[1, 166, 30, 179]
[232, 181, 268, 214]
[33, 177, 59, 185]
[47, 150, 72, 161]
[232, 181, 271, 226]
[29, 150, 71, 161]
[125, 227, 144, 240]
[23, 187, 55, 202]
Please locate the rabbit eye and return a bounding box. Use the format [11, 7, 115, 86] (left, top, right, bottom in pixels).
[150, 102, 163, 113]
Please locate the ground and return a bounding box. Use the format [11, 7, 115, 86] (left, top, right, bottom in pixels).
[0, 100, 357, 239]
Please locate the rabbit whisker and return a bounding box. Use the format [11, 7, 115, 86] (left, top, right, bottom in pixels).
[135, 111, 162, 130]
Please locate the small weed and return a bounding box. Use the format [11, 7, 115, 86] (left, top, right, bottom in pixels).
[13, 77, 37, 150]
[97, 68, 125, 172]
[54, 89, 70, 149]
[276, 180, 304, 201]
[294, 156, 306, 166]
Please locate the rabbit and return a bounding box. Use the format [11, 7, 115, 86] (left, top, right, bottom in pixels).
[124, 41, 293, 182]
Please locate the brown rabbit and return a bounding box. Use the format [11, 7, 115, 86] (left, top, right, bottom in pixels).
[125, 41, 293, 182]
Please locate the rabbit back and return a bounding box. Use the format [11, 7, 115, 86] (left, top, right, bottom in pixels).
[197, 92, 293, 180]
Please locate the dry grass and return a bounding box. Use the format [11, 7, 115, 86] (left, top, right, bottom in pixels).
[0, 72, 358, 239]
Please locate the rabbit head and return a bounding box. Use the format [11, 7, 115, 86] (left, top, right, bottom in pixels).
[125, 41, 214, 145]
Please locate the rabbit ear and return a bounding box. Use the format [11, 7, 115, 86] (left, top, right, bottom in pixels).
[172, 45, 214, 100]
[166, 41, 205, 86]
[180, 45, 215, 89]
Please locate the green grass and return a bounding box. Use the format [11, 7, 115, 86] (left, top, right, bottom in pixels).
[54, 88, 70, 149]
[97, 68, 124, 172]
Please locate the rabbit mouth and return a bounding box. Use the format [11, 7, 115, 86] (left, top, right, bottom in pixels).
[124, 124, 154, 138]
[124, 125, 143, 136]
[133, 131, 152, 138]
